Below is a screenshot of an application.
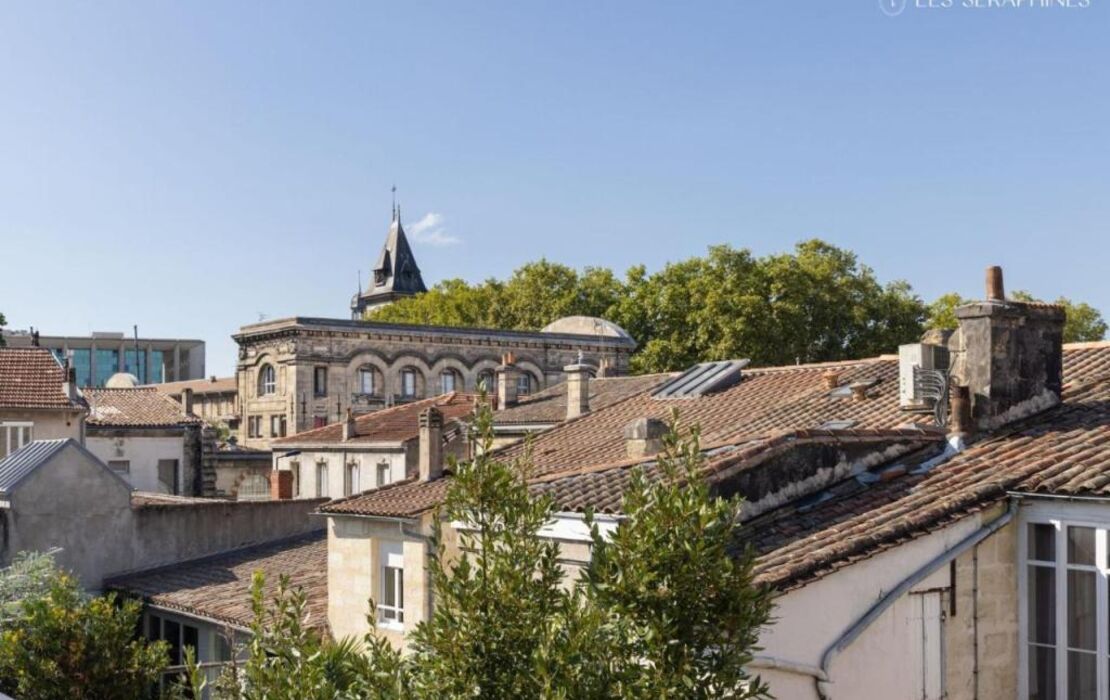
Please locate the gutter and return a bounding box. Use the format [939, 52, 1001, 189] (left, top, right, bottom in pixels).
[815, 498, 1017, 700]
[749, 656, 828, 682]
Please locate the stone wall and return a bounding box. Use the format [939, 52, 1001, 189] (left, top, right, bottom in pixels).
[944, 510, 1018, 700]
[233, 317, 635, 449]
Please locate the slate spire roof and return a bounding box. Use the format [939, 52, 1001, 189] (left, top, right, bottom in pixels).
[352, 208, 427, 317]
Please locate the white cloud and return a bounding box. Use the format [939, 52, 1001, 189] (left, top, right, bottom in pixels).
[407, 212, 460, 246]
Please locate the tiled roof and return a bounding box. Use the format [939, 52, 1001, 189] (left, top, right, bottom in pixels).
[320, 477, 449, 518]
[0, 348, 82, 410]
[85, 387, 201, 428]
[106, 532, 327, 632]
[493, 373, 674, 426]
[151, 376, 237, 396]
[749, 373, 1110, 591]
[272, 393, 476, 446]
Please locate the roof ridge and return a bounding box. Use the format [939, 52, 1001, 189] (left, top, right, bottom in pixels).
[745, 356, 888, 374]
[318, 476, 422, 512]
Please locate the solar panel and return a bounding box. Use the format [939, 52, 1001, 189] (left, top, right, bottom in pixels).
[651, 359, 750, 400]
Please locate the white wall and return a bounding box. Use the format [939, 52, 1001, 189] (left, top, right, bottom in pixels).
[755, 514, 982, 700]
[285, 448, 408, 500]
[86, 435, 185, 493]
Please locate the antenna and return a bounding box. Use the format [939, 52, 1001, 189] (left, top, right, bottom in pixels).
[133, 325, 141, 383]
[357, 269, 362, 294]
[391, 184, 397, 219]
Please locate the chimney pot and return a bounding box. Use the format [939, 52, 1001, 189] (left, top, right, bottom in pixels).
[496, 359, 521, 410]
[624, 417, 668, 460]
[986, 266, 1005, 301]
[419, 407, 445, 481]
[564, 361, 595, 420]
[822, 370, 841, 390]
[849, 382, 870, 402]
[949, 384, 973, 437]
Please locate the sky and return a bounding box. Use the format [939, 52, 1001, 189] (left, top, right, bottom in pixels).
[1, 1, 1107, 375]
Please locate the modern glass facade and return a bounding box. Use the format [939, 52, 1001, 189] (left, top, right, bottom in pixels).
[124, 349, 147, 384]
[94, 349, 119, 387]
[150, 350, 164, 384]
[71, 349, 91, 387]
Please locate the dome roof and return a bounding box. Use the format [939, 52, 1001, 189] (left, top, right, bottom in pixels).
[541, 316, 633, 341]
[104, 372, 140, 389]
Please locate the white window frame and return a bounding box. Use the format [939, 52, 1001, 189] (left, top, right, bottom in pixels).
[1019, 503, 1110, 700]
[258, 365, 276, 396]
[378, 542, 405, 630]
[0, 422, 33, 458]
[359, 368, 376, 395]
[516, 373, 532, 396]
[316, 461, 329, 498]
[377, 461, 392, 488]
[345, 461, 360, 497]
[401, 369, 417, 398]
[440, 370, 457, 395]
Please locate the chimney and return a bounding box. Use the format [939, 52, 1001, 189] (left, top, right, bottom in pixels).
[624, 417, 667, 460]
[271, 469, 294, 500]
[822, 370, 841, 390]
[342, 408, 356, 441]
[564, 355, 595, 420]
[181, 387, 195, 416]
[952, 266, 1065, 427]
[496, 353, 520, 410]
[949, 384, 973, 438]
[62, 365, 79, 402]
[849, 382, 870, 402]
[419, 407, 444, 481]
[597, 358, 613, 378]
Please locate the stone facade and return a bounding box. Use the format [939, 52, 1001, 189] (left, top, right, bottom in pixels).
[233, 317, 635, 449]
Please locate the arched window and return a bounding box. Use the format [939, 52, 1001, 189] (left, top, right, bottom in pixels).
[258, 365, 276, 396]
[237, 473, 271, 501]
[357, 366, 379, 396]
[477, 370, 496, 394]
[440, 369, 461, 395]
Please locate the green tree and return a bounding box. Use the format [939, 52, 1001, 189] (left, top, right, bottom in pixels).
[584, 417, 773, 699]
[403, 404, 594, 698]
[0, 559, 169, 700]
[926, 291, 1107, 343]
[0, 311, 6, 347]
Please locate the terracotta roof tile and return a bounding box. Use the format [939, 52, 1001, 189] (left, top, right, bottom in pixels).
[493, 373, 674, 425]
[85, 387, 201, 428]
[0, 348, 82, 410]
[106, 532, 327, 632]
[151, 376, 237, 396]
[273, 393, 475, 446]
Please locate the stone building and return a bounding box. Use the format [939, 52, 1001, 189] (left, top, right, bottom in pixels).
[233, 212, 635, 449]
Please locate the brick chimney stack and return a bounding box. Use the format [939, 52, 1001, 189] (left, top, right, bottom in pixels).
[181, 387, 195, 416]
[952, 266, 1065, 427]
[564, 354, 595, 421]
[342, 408, 356, 441]
[496, 353, 520, 410]
[419, 407, 444, 481]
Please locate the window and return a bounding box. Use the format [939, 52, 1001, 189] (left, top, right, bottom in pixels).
[146, 613, 200, 666]
[258, 365, 276, 396]
[378, 542, 404, 628]
[377, 461, 392, 488]
[270, 414, 286, 437]
[0, 422, 33, 460]
[440, 370, 459, 395]
[316, 462, 329, 498]
[291, 461, 301, 497]
[314, 367, 328, 397]
[358, 367, 377, 395]
[94, 349, 119, 387]
[401, 369, 417, 398]
[313, 415, 327, 429]
[124, 349, 147, 384]
[238, 473, 271, 501]
[70, 349, 91, 387]
[517, 373, 533, 396]
[108, 460, 130, 474]
[346, 461, 360, 496]
[247, 415, 262, 438]
[1023, 519, 1109, 699]
[478, 370, 496, 393]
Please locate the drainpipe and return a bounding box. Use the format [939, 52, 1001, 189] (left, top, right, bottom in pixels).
[815, 498, 1017, 700]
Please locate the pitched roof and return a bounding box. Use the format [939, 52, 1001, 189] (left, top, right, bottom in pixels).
[150, 376, 237, 396]
[0, 348, 83, 410]
[0, 439, 71, 494]
[493, 373, 675, 426]
[85, 387, 201, 428]
[106, 532, 327, 632]
[272, 393, 475, 447]
[748, 367, 1110, 591]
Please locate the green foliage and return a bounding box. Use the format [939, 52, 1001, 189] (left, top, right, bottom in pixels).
[584, 416, 772, 699]
[0, 561, 169, 700]
[0, 311, 5, 346]
[0, 550, 59, 623]
[925, 290, 1107, 343]
[370, 241, 926, 372]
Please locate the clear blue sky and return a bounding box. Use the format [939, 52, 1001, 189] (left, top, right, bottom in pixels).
[1, 1, 1107, 375]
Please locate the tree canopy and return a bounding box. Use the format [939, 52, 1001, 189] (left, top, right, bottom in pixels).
[925, 291, 1107, 343]
[0, 311, 6, 347]
[371, 240, 928, 373]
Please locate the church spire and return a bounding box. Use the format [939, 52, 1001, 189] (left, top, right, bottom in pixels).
[350, 196, 428, 319]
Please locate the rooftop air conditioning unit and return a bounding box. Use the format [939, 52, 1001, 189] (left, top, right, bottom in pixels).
[898, 343, 950, 411]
